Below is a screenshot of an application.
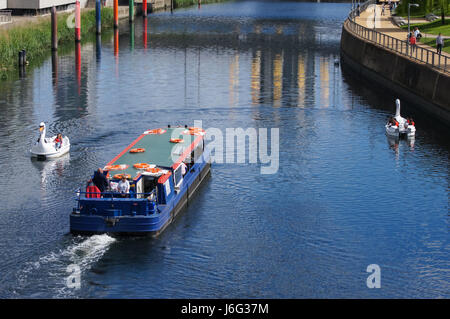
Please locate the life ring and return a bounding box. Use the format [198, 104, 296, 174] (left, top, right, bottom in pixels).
[170, 138, 183, 143]
[145, 128, 166, 135]
[145, 167, 162, 174]
[104, 164, 129, 171]
[133, 163, 151, 170]
[130, 148, 145, 153]
[185, 127, 205, 136]
[113, 173, 131, 180]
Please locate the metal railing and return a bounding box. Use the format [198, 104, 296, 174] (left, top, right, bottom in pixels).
[77, 189, 157, 201]
[346, 1, 449, 74]
[0, 10, 12, 24]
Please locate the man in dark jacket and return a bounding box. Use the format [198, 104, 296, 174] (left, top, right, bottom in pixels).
[92, 168, 109, 193]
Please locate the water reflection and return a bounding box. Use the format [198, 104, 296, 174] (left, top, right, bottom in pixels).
[229, 53, 239, 109]
[75, 42, 81, 95]
[52, 51, 58, 88]
[297, 53, 306, 107]
[143, 18, 148, 49]
[251, 50, 261, 105]
[31, 154, 71, 190]
[96, 34, 102, 62]
[130, 22, 135, 52]
[320, 56, 329, 108]
[273, 52, 283, 107]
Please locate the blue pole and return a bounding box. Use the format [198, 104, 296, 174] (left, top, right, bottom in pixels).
[96, 0, 101, 34]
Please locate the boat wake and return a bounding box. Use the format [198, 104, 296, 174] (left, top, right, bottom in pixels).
[13, 235, 116, 298]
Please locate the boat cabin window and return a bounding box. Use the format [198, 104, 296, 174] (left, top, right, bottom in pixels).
[143, 176, 158, 198]
[174, 165, 183, 187]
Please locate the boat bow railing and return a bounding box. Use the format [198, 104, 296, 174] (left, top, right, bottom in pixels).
[76, 189, 157, 202]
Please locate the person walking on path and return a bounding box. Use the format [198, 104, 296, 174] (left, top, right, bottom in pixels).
[436, 33, 444, 55]
[409, 33, 417, 53]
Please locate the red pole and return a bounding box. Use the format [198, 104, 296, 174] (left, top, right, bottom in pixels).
[75, 0, 81, 42]
[143, 0, 147, 17]
[114, 0, 118, 28]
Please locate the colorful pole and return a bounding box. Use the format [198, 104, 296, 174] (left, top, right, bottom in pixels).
[96, 0, 101, 34]
[129, 0, 134, 23]
[75, 0, 81, 42]
[51, 6, 58, 50]
[143, 0, 147, 17]
[114, 0, 118, 28]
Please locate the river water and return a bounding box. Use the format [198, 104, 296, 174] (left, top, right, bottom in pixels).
[0, 1, 448, 298]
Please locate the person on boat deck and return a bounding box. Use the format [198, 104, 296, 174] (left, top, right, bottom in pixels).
[93, 168, 109, 193]
[407, 117, 415, 126]
[54, 133, 62, 150]
[117, 176, 130, 198]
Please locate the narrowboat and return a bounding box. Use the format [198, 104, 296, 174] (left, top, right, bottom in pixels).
[70, 126, 211, 236]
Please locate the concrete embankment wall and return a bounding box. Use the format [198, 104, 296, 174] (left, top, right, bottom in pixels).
[340, 21, 450, 125]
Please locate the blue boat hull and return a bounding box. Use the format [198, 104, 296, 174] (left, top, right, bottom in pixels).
[70, 157, 211, 236]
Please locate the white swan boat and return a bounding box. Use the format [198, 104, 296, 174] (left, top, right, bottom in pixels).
[30, 122, 70, 159]
[385, 99, 416, 138]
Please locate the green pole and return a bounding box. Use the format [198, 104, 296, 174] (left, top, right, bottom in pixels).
[129, 0, 134, 22]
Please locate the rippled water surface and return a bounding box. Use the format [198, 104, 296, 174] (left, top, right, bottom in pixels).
[0, 1, 448, 298]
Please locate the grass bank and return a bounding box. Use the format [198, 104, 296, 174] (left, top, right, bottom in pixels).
[0, 8, 113, 80]
[402, 18, 450, 36]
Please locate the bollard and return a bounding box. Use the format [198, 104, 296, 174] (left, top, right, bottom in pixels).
[143, 0, 147, 17]
[96, 0, 101, 34]
[51, 6, 58, 50]
[129, 0, 134, 23]
[114, 0, 118, 28]
[75, 0, 81, 42]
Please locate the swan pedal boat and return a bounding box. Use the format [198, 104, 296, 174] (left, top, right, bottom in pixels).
[30, 122, 70, 159]
[385, 99, 416, 138]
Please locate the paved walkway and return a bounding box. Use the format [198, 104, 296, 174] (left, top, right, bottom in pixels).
[351, 4, 449, 71]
